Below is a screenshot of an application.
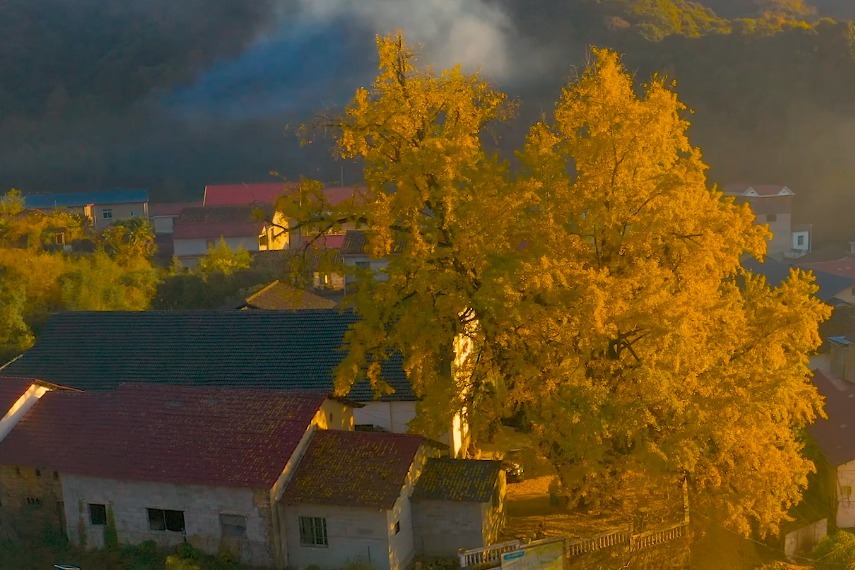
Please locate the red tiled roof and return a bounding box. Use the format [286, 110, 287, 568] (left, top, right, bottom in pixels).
[282, 430, 424, 509]
[799, 258, 855, 282]
[0, 384, 326, 488]
[809, 370, 855, 466]
[173, 221, 264, 240]
[0, 377, 41, 417]
[317, 187, 362, 206]
[150, 201, 202, 217]
[203, 183, 296, 207]
[312, 234, 345, 249]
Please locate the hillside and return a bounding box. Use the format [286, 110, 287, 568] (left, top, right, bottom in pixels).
[2, 0, 855, 239]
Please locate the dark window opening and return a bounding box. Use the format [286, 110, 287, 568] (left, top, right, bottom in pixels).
[394, 521, 400, 535]
[89, 504, 107, 526]
[220, 513, 247, 539]
[299, 516, 328, 547]
[26, 497, 42, 507]
[147, 508, 185, 532]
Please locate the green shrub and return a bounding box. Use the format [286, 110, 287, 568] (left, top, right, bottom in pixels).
[165, 555, 202, 570]
[813, 530, 855, 570]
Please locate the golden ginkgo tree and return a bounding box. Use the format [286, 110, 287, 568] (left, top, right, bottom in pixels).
[280, 34, 830, 536]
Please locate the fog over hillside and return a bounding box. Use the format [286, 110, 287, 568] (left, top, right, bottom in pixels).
[2, 0, 855, 239]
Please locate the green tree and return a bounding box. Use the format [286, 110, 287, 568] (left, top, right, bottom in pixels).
[100, 217, 156, 265]
[288, 35, 830, 537]
[197, 238, 251, 277]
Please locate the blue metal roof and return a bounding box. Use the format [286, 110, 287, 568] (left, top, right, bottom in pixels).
[24, 189, 148, 209]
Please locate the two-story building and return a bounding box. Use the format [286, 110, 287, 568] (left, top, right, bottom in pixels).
[24, 189, 149, 231]
[723, 184, 809, 259]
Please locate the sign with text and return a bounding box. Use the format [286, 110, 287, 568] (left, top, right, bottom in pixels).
[500, 539, 565, 570]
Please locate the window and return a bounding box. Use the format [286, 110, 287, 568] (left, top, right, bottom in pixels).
[129, 210, 136, 217]
[298, 516, 328, 547]
[89, 504, 107, 526]
[796, 234, 805, 246]
[219, 513, 247, 539]
[26, 497, 42, 507]
[147, 508, 185, 532]
[102, 208, 113, 220]
[355, 261, 370, 269]
[766, 214, 777, 222]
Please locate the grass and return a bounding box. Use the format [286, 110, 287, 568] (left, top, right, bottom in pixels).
[0, 531, 265, 570]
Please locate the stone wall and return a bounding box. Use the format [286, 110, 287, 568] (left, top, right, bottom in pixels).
[0, 464, 64, 541]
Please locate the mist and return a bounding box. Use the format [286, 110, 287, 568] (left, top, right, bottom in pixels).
[3, 0, 855, 244]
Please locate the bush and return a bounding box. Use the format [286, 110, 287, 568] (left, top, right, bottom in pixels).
[813, 530, 855, 570]
[166, 555, 202, 570]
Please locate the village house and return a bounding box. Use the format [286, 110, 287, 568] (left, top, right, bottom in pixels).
[741, 256, 855, 305]
[282, 430, 439, 570]
[202, 183, 359, 251]
[797, 257, 855, 305]
[340, 229, 405, 293]
[23, 189, 149, 231]
[172, 205, 289, 267]
[723, 184, 807, 259]
[149, 201, 202, 235]
[808, 368, 855, 528]
[239, 281, 339, 311]
[412, 458, 505, 557]
[0, 375, 503, 568]
[0, 382, 352, 568]
[2, 310, 470, 457]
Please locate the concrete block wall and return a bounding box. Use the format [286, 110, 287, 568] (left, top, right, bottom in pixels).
[283, 503, 389, 570]
[61, 474, 275, 568]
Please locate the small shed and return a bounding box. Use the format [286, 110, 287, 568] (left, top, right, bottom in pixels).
[412, 458, 505, 557]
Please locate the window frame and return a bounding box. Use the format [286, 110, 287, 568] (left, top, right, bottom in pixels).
[219, 513, 247, 539]
[102, 208, 113, 220]
[298, 516, 328, 547]
[89, 503, 107, 526]
[147, 508, 185, 532]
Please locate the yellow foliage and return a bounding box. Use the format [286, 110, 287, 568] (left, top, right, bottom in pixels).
[289, 35, 829, 537]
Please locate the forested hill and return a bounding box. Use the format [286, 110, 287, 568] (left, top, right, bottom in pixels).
[3, 0, 855, 239]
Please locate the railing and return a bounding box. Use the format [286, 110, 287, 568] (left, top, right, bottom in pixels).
[567, 528, 632, 555]
[458, 540, 522, 569]
[460, 521, 689, 568]
[630, 522, 687, 551]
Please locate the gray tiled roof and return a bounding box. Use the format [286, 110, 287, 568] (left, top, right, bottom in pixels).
[413, 458, 502, 503]
[742, 256, 854, 302]
[4, 310, 414, 401]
